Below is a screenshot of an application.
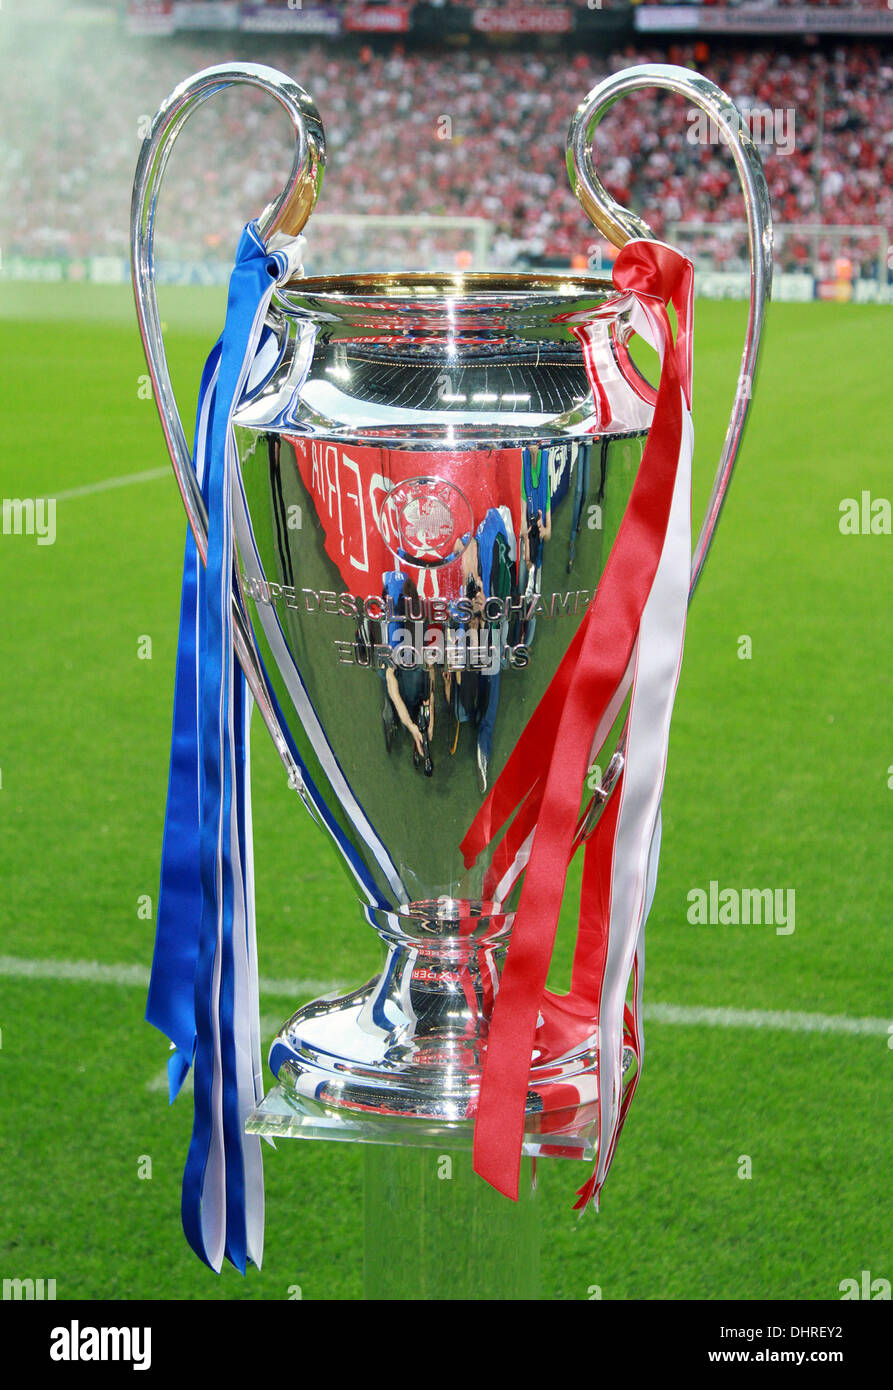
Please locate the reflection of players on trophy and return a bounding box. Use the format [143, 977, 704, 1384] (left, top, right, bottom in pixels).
[384, 665, 434, 776]
[520, 445, 552, 648]
[445, 507, 517, 795]
[443, 543, 487, 788]
[379, 571, 435, 776]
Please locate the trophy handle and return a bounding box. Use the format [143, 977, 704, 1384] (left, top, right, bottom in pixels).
[131, 64, 326, 792]
[567, 63, 773, 596]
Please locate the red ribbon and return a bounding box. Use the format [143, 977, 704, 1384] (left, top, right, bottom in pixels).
[465, 239, 694, 1200]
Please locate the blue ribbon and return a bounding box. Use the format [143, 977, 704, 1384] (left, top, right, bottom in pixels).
[148, 222, 295, 1273]
[148, 341, 220, 1098]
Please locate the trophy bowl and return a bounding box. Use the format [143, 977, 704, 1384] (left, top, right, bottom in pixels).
[231, 266, 653, 1135]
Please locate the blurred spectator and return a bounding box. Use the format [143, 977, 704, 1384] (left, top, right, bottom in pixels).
[1, 32, 890, 275]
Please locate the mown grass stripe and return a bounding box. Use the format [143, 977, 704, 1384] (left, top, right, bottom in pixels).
[1, 955, 887, 1037]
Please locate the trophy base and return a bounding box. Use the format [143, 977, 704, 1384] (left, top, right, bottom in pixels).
[250, 971, 637, 1161]
[247, 1085, 600, 1160]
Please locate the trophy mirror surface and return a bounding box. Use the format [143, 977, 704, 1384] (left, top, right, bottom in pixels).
[234, 268, 648, 1153]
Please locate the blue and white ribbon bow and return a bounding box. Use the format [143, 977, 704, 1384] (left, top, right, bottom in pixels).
[148, 221, 304, 1273]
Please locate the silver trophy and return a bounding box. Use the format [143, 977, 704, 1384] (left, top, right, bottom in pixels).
[133, 63, 771, 1158]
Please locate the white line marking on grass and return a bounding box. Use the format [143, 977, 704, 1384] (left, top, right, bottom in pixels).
[146, 1066, 192, 1096]
[46, 466, 170, 502]
[3, 955, 889, 1040]
[643, 1002, 889, 1037]
[0, 955, 151, 987]
[0, 955, 342, 999]
[260, 976, 344, 999]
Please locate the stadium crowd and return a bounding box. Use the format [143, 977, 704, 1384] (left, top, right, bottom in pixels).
[2, 32, 891, 276]
[431, 1, 889, 8]
[429, 0, 891, 8]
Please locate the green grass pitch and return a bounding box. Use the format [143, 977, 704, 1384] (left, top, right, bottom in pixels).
[0, 282, 890, 1300]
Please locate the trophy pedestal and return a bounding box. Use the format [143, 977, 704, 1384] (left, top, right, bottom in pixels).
[363, 1145, 539, 1301]
[246, 960, 637, 1297]
[246, 964, 610, 1297]
[247, 1091, 545, 1298]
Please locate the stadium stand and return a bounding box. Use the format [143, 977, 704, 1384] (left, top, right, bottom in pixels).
[1, 16, 890, 282]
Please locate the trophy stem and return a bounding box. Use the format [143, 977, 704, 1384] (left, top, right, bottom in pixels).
[363, 1145, 540, 1301]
